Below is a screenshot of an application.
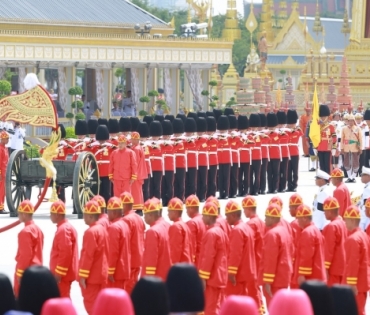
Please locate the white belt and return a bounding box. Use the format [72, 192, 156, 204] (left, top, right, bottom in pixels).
[97, 161, 110, 164]
[187, 150, 199, 170]
[198, 151, 209, 169]
[231, 149, 240, 167]
[280, 144, 291, 160]
[149, 156, 165, 176]
[163, 154, 176, 173]
[145, 158, 152, 177]
[288, 143, 299, 146]
[175, 153, 188, 172]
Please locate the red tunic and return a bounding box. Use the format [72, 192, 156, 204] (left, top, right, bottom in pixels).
[186, 213, 206, 266]
[343, 227, 370, 292]
[172, 137, 186, 169]
[169, 218, 192, 264]
[294, 222, 326, 283]
[228, 221, 256, 283]
[288, 127, 303, 157]
[142, 219, 172, 280]
[247, 214, 265, 278]
[147, 141, 164, 173]
[267, 130, 281, 160]
[290, 219, 301, 259]
[98, 213, 110, 230]
[78, 222, 109, 284]
[107, 218, 131, 281]
[195, 135, 209, 167]
[122, 211, 145, 268]
[322, 217, 347, 277]
[217, 134, 232, 164]
[89, 142, 115, 177]
[239, 135, 253, 163]
[198, 225, 228, 288]
[333, 183, 351, 217]
[184, 137, 197, 169]
[131, 144, 148, 180]
[262, 223, 292, 288]
[207, 135, 218, 166]
[50, 219, 78, 282]
[259, 131, 270, 160]
[109, 147, 138, 180]
[0, 144, 8, 174]
[216, 215, 231, 238]
[317, 124, 337, 151]
[229, 133, 241, 166]
[15, 221, 44, 280]
[279, 129, 290, 159]
[161, 141, 175, 172]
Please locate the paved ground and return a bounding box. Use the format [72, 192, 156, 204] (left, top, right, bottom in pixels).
[0, 155, 369, 314]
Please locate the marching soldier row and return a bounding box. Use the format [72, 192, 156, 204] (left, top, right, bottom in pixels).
[50, 108, 303, 210]
[13, 190, 370, 315]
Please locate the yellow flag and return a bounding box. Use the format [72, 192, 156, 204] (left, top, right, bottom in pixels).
[309, 85, 321, 148]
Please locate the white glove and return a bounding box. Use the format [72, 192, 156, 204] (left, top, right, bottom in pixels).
[313, 149, 318, 156]
[331, 149, 336, 156]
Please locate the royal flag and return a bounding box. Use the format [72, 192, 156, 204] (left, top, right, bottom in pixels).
[309, 85, 321, 148]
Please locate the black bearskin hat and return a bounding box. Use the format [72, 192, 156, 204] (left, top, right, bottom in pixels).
[249, 113, 261, 128]
[172, 118, 184, 134]
[364, 109, 370, 121]
[143, 115, 154, 126]
[287, 109, 298, 125]
[97, 118, 108, 127]
[319, 104, 330, 117]
[277, 111, 287, 125]
[58, 124, 66, 139]
[164, 115, 175, 123]
[162, 120, 173, 136]
[206, 111, 215, 117]
[197, 111, 207, 119]
[87, 119, 98, 135]
[108, 119, 119, 134]
[300, 281, 335, 315]
[259, 113, 267, 127]
[176, 114, 187, 125]
[154, 115, 164, 123]
[196, 117, 207, 133]
[119, 117, 131, 132]
[95, 125, 110, 141]
[137, 122, 150, 138]
[130, 117, 140, 132]
[74, 120, 88, 136]
[166, 264, 204, 313]
[184, 118, 197, 133]
[187, 112, 198, 120]
[217, 115, 230, 131]
[330, 285, 358, 315]
[206, 117, 216, 132]
[224, 107, 235, 116]
[237, 115, 249, 130]
[267, 112, 278, 128]
[228, 115, 237, 130]
[149, 121, 163, 137]
[213, 109, 222, 122]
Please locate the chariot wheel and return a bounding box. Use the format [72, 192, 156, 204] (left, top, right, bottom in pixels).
[6, 150, 31, 217]
[73, 152, 100, 219]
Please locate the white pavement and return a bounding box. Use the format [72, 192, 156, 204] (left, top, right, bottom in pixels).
[0, 155, 369, 314]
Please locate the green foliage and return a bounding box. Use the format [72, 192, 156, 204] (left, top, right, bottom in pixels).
[139, 96, 150, 103]
[280, 69, 286, 75]
[226, 97, 237, 107]
[201, 90, 209, 96]
[139, 110, 148, 116]
[24, 141, 41, 159]
[68, 86, 83, 96]
[66, 112, 74, 119]
[71, 100, 84, 109]
[75, 112, 86, 120]
[209, 80, 218, 87]
[0, 80, 11, 98]
[4, 69, 16, 83]
[148, 90, 159, 97]
[211, 95, 219, 101]
[114, 68, 124, 78]
[65, 126, 76, 139]
[156, 99, 166, 106]
[209, 102, 217, 108]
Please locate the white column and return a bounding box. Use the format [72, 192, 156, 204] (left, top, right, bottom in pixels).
[103, 69, 110, 118]
[184, 74, 193, 112]
[202, 69, 210, 111]
[38, 69, 46, 89]
[147, 68, 156, 111]
[65, 66, 74, 115]
[138, 68, 146, 112]
[171, 69, 179, 114]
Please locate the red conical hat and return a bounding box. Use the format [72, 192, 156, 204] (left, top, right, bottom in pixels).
[50, 200, 66, 214]
[120, 191, 134, 204]
[168, 197, 184, 211]
[265, 204, 281, 218]
[343, 205, 360, 219]
[269, 196, 283, 208]
[202, 202, 218, 216]
[296, 204, 312, 217]
[225, 200, 241, 214]
[323, 196, 340, 211]
[18, 200, 34, 214]
[289, 193, 303, 206]
[92, 195, 106, 208]
[83, 200, 101, 214]
[242, 196, 257, 208]
[91, 288, 134, 315]
[107, 197, 122, 211]
[185, 194, 200, 207]
[206, 196, 220, 208]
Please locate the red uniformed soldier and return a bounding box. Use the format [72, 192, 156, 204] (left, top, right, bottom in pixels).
[195, 118, 209, 202]
[258, 113, 270, 195]
[0, 131, 9, 214]
[225, 200, 256, 297]
[185, 194, 206, 266]
[217, 116, 232, 199]
[79, 200, 109, 315]
[161, 122, 175, 207]
[106, 197, 131, 290]
[206, 196, 231, 238]
[322, 196, 347, 286]
[343, 205, 370, 315]
[266, 113, 281, 194]
[294, 205, 326, 287]
[172, 118, 186, 200]
[184, 118, 198, 198]
[92, 195, 110, 230]
[268, 196, 293, 237]
[167, 197, 192, 264]
[198, 202, 228, 315]
[228, 117, 240, 198]
[242, 196, 265, 313]
[109, 135, 138, 197]
[276, 111, 290, 192]
[130, 132, 148, 213]
[331, 168, 351, 217]
[121, 192, 145, 294]
[14, 200, 44, 296]
[206, 117, 218, 198]
[49, 200, 78, 298]
[142, 199, 172, 281]
[365, 198, 370, 238]
[262, 203, 293, 308]
[148, 121, 164, 199]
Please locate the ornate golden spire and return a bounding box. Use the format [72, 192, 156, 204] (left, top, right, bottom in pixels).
[341, 8, 351, 37]
[208, 0, 213, 36]
[222, 0, 241, 40]
[291, 0, 299, 12]
[260, 0, 273, 42]
[246, 0, 258, 46]
[278, 1, 287, 28]
[313, 0, 323, 36]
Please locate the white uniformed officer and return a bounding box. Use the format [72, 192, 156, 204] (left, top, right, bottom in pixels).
[312, 170, 331, 230]
[360, 166, 370, 230]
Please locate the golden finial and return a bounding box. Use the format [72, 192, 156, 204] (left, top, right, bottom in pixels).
[313, 0, 323, 36]
[341, 8, 351, 36]
[169, 16, 175, 29]
[246, 0, 258, 46]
